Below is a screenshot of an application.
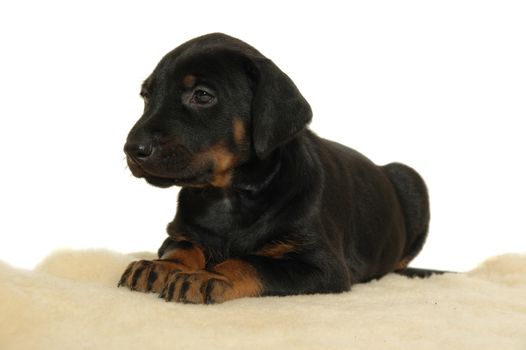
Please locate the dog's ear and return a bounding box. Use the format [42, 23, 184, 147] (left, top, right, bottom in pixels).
[249, 58, 312, 159]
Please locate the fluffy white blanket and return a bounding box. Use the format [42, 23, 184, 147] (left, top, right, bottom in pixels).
[1, 250, 525, 350]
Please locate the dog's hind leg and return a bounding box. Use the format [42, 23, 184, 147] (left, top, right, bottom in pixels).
[382, 162, 431, 269]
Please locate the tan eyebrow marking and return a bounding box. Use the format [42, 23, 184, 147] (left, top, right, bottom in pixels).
[233, 118, 246, 147]
[183, 74, 196, 88]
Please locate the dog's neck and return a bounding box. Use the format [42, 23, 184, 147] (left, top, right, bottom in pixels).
[169, 132, 321, 259]
[231, 149, 282, 194]
[172, 149, 284, 231]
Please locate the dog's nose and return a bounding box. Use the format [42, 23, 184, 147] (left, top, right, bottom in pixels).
[124, 142, 153, 160]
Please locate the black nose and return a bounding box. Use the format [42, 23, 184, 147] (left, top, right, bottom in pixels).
[124, 142, 153, 160]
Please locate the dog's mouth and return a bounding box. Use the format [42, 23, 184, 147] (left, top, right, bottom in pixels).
[126, 155, 213, 188]
[125, 141, 239, 189]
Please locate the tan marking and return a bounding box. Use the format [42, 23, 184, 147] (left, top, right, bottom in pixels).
[183, 74, 196, 88]
[209, 144, 237, 187]
[233, 118, 246, 147]
[172, 270, 230, 303]
[195, 143, 238, 187]
[211, 259, 263, 302]
[161, 245, 206, 271]
[210, 174, 232, 188]
[162, 259, 262, 303]
[256, 242, 296, 259]
[147, 260, 190, 292]
[209, 144, 236, 171]
[187, 142, 239, 188]
[395, 256, 413, 270]
[119, 259, 190, 294]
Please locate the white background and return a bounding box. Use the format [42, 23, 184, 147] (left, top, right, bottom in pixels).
[0, 1, 524, 271]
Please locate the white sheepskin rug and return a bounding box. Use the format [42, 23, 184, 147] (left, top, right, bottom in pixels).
[1, 250, 525, 350]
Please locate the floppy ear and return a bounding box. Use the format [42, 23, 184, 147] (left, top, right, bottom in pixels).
[250, 58, 312, 159]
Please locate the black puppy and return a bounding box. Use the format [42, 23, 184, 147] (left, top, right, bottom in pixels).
[118, 33, 430, 304]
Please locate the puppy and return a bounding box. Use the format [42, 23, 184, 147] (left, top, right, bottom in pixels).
[119, 33, 430, 304]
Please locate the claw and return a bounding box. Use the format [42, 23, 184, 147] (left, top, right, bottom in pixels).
[165, 281, 176, 302]
[177, 275, 191, 303]
[203, 279, 216, 304]
[117, 264, 134, 287]
[130, 261, 149, 290]
[146, 269, 157, 292]
[159, 284, 167, 299]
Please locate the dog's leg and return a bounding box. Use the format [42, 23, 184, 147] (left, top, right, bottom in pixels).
[159, 258, 262, 304]
[118, 240, 206, 293]
[160, 254, 350, 304]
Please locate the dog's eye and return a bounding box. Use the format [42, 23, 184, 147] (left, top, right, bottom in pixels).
[191, 89, 215, 105]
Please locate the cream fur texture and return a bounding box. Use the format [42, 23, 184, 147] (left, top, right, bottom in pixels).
[1, 250, 525, 350]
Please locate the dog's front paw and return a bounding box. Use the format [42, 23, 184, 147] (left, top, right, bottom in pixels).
[159, 270, 233, 304]
[118, 259, 185, 293]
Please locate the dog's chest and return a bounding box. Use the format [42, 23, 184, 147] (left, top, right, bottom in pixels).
[195, 194, 236, 232]
[176, 190, 236, 237]
[174, 188, 265, 259]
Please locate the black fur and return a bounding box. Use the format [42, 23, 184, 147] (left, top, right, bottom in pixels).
[123, 33, 432, 299]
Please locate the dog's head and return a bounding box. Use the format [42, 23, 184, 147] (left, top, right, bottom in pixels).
[124, 33, 312, 188]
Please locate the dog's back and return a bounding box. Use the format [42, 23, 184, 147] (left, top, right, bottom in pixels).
[307, 132, 430, 282]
